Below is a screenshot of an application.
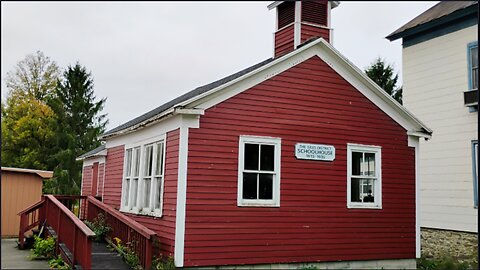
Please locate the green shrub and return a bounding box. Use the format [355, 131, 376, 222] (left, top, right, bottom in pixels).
[30, 235, 56, 259]
[417, 255, 471, 270]
[48, 255, 71, 269]
[152, 255, 175, 270]
[85, 213, 111, 242]
[111, 237, 142, 270]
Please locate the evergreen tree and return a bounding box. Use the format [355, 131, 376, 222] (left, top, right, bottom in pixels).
[365, 57, 403, 104]
[46, 63, 108, 195]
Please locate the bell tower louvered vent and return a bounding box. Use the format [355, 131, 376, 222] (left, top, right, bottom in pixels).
[302, 1, 328, 26]
[277, 1, 295, 29]
[268, 1, 339, 57]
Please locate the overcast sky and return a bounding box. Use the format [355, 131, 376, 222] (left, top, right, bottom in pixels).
[1, 1, 438, 130]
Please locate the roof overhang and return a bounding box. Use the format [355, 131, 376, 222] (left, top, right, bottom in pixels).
[1, 167, 54, 179]
[267, 1, 340, 10]
[101, 37, 431, 141]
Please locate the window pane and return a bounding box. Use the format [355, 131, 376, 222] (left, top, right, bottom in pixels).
[244, 144, 259, 170]
[132, 179, 138, 207]
[124, 179, 130, 206]
[144, 178, 151, 208]
[242, 173, 257, 199]
[352, 152, 362, 176]
[133, 148, 141, 177]
[351, 178, 375, 203]
[155, 177, 162, 209]
[260, 145, 275, 171]
[472, 46, 478, 67]
[155, 142, 164, 176]
[364, 153, 376, 176]
[259, 174, 273, 199]
[144, 145, 153, 176]
[125, 149, 132, 177]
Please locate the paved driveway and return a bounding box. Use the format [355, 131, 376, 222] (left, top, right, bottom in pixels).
[1, 238, 49, 269]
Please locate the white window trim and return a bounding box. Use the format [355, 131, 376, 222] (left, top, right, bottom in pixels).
[347, 143, 382, 209]
[120, 134, 167, 217]
[237, 135, 281, 207]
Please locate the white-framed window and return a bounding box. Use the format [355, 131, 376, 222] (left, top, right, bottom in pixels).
[121, 137, 166, 216]
[347, 143, 382, 209]
[237, 135, 281, 207]
[473, 141, 478, 208]
[468, 42, 478, 90]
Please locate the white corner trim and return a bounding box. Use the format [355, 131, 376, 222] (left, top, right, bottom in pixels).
[408, 135, 421, 258]
[293, 2, 301, 49]
[174, 115, 199, 267]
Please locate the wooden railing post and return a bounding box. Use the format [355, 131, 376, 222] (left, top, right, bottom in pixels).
[18, 214, 26, 249]
[145, 238, 152, 269]
[84, 236, 91, 269]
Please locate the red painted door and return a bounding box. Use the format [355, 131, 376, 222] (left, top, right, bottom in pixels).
[91, 162, 99, 196]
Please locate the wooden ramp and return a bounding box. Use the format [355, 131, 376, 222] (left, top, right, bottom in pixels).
[90, 242, 130, 270]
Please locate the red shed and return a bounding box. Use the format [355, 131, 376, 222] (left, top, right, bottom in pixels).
[79, 1, 431, 268]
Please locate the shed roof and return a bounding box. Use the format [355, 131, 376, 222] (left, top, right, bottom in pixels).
[387, 1, 478, 41]
[1, 167, 53, 179]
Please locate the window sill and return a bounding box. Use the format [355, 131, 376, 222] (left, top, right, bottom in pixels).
[119, 208, 163, 218]
[347, 203, 382, 209]
[238, 201, 280, 208]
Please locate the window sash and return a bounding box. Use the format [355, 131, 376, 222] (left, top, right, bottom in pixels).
[347, 144, 382, 209]
[238, 136, 281, 207]
[121, 138, 166, 215]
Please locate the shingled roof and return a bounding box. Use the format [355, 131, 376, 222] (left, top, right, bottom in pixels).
[76, 144, 106, 160]
[102, 57, 275, 137]
[386, 1, 478, 41]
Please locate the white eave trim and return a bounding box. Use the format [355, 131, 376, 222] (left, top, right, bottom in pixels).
[99, 107, 204, 140]
[76, 149, 108, 161]
[101, 36, 431, 142]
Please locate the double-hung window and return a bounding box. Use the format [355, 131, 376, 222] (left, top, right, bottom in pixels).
[121, 138, 166, 216]
[347, 143, 382, 209]
[468, 42, 478, 90]
[473, 141, 478, 208]
[238, 135, 281, 207]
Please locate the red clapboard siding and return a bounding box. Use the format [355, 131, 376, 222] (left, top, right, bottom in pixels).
[275, 24, 294, 57]
[98, 163, 105, 196]
[102, 129, 180, 258]
[103, 145, 125, 208]
[81, 166, 93, 196]
[301, 23, 330, 43]
[184, 56, 416, 267]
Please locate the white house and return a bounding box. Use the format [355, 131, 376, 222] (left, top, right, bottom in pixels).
[387, 1, 478, 233]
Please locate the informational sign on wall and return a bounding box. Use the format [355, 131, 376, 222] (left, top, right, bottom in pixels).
[295, 143, 335, 161]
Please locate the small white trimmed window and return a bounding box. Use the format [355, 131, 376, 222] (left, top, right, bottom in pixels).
[121, 138, 166, 216]
[238, 135, 281, 207]
[347, 144, 382, 209]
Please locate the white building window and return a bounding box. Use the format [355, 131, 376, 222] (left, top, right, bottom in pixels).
[121, 138, 166, 216]
[473, 141, 478, 208]
[237, 135, 281, 207]
[468, 42, 478, 90]
[347, 143, 382, 209]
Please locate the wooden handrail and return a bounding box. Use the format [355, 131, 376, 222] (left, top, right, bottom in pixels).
[45, 195, 95, 237]
[18, 198, 45, 216]
[87, 196, 155, 238]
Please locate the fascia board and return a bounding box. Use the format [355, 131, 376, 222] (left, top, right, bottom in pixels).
[316, 39, 432, 135]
